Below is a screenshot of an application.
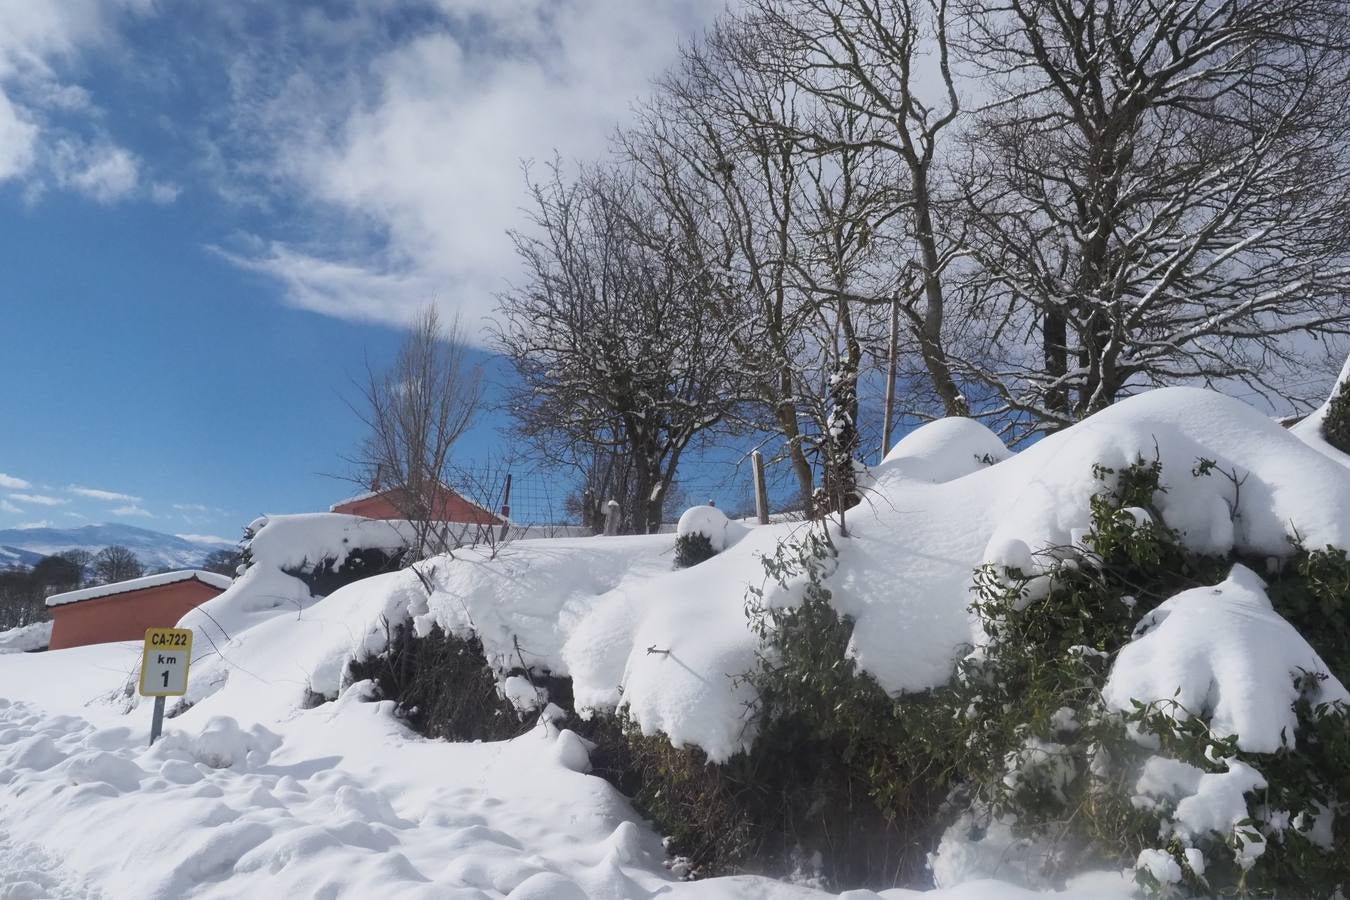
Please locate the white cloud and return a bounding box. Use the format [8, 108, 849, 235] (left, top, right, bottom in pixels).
[213, 0, 723, 338]
[0, 499, 22, 514]
[58, 141, 140, 203]
[211, 240, 437, 326]
[15, 521, 52, 530]
[0, 472, 31, 489]
[0, 90, 38, 180]
[149, 180, 181, 204]
[172, 503, 209, 512]
[9, 493, 67, 506]
[176, 533, 235, 545]
[111, 504, 153, 518]
[0, 0, 158, 202]
[68, 485, 141, 502]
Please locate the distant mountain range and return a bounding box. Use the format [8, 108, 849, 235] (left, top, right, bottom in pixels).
[0, 524, 234, 572]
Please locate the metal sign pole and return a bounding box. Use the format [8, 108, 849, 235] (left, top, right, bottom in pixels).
[149, 695, 166, 746]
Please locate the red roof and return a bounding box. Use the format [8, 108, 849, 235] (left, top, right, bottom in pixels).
[330, 483, 503, 526]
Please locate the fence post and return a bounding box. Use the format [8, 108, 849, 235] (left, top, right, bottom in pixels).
[498, 472, 513, 542]
[751, 450, 769, 525]
[603, 499, 620, 536]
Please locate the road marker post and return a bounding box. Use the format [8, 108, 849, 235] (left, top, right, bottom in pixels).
[138, 626, 193, 746]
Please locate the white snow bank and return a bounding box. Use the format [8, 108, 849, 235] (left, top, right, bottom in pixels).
[46, 569, 233, 607]
[1103, 565, 1349, 753]
[1291, 353, 1350, 469]
[0, 620, 52, 653]
[877, 416, 1009, 483]
[0, 670, 1133, 900]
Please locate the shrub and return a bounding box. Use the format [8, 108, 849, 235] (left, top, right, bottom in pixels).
[673, 532, 716, 569]
[285, 546, 407, 596]
[588, 526, 948, 889]
[918, 455, 1350, 896]
[1322, 379, 1350, 454]
[347, 622, 526, 742]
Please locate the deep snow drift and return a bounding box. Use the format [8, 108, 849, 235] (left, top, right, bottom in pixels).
[3, 386, 1349, 898]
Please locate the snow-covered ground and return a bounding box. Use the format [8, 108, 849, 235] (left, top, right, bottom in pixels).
[3, 385, 1348, 898]
[0, 644, 1121, 900]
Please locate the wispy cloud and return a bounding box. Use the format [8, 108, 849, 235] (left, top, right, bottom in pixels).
[172, 503, 210, 512]
[9, 493, 67, 506]
[15, 521, 52, 530]
[68, 485, 141, 502]
[149, 181, 180, 204]
[0, 473, 31, 490]
[176, 533, 235, 545]
[111, 504, 153, 518]
[0, 0, 161, 203]
[0, 499, 22, 514]
[206, 0, 721, 338]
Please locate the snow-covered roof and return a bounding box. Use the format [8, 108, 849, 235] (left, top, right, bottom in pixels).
[328, 489, 381, 511]
[45, 570, 234, 608]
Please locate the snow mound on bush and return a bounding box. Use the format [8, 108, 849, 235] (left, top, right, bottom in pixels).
[240, 513, 410, 575]
[877, 416, 1010, 483]
[1103, 564, 1349, 753]
[1133, 756, 1269, 869]
[172, 514, 412, 713]
[676, 504, 748, 552]
[833, 387, 1350, 705]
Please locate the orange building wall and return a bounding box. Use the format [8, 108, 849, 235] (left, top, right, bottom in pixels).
[333, 488, 502, 525]
[48, 579, 225, 651]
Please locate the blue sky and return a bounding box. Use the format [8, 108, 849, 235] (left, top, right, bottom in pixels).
[0, 0, 724, 542]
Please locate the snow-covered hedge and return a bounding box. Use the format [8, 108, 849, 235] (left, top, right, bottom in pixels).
[919, 455, 1350, 895]
[138, 387, 1350, 894]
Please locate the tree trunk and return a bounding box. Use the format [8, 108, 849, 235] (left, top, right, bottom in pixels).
[912, 172, 967, 416]
[880, 297, 900, 460]
[1043, 307, 1069, 418]
[773, 401, 816, 518]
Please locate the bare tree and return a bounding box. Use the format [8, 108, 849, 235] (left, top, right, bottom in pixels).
[55, 549, 92, 586]
[631, 51, 825, 514]
[494, 163, 740, 534]
[958, 0, 1350, 428]
[91, 545, 144, 584]
[352, 306, 483, 559]
[728, 0, 972, 418]
[200, 548, 243, 578]
[630, 29, 924, 517]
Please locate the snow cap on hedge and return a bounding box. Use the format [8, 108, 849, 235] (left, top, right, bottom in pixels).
[1103, 564, 1350, 753]
[676, 504, 738, 552]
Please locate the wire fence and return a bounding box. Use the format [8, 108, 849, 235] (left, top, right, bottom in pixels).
[443, 458, 788, 537]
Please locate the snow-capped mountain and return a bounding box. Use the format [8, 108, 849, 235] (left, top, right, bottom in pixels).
[0, 524, 234, 571]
